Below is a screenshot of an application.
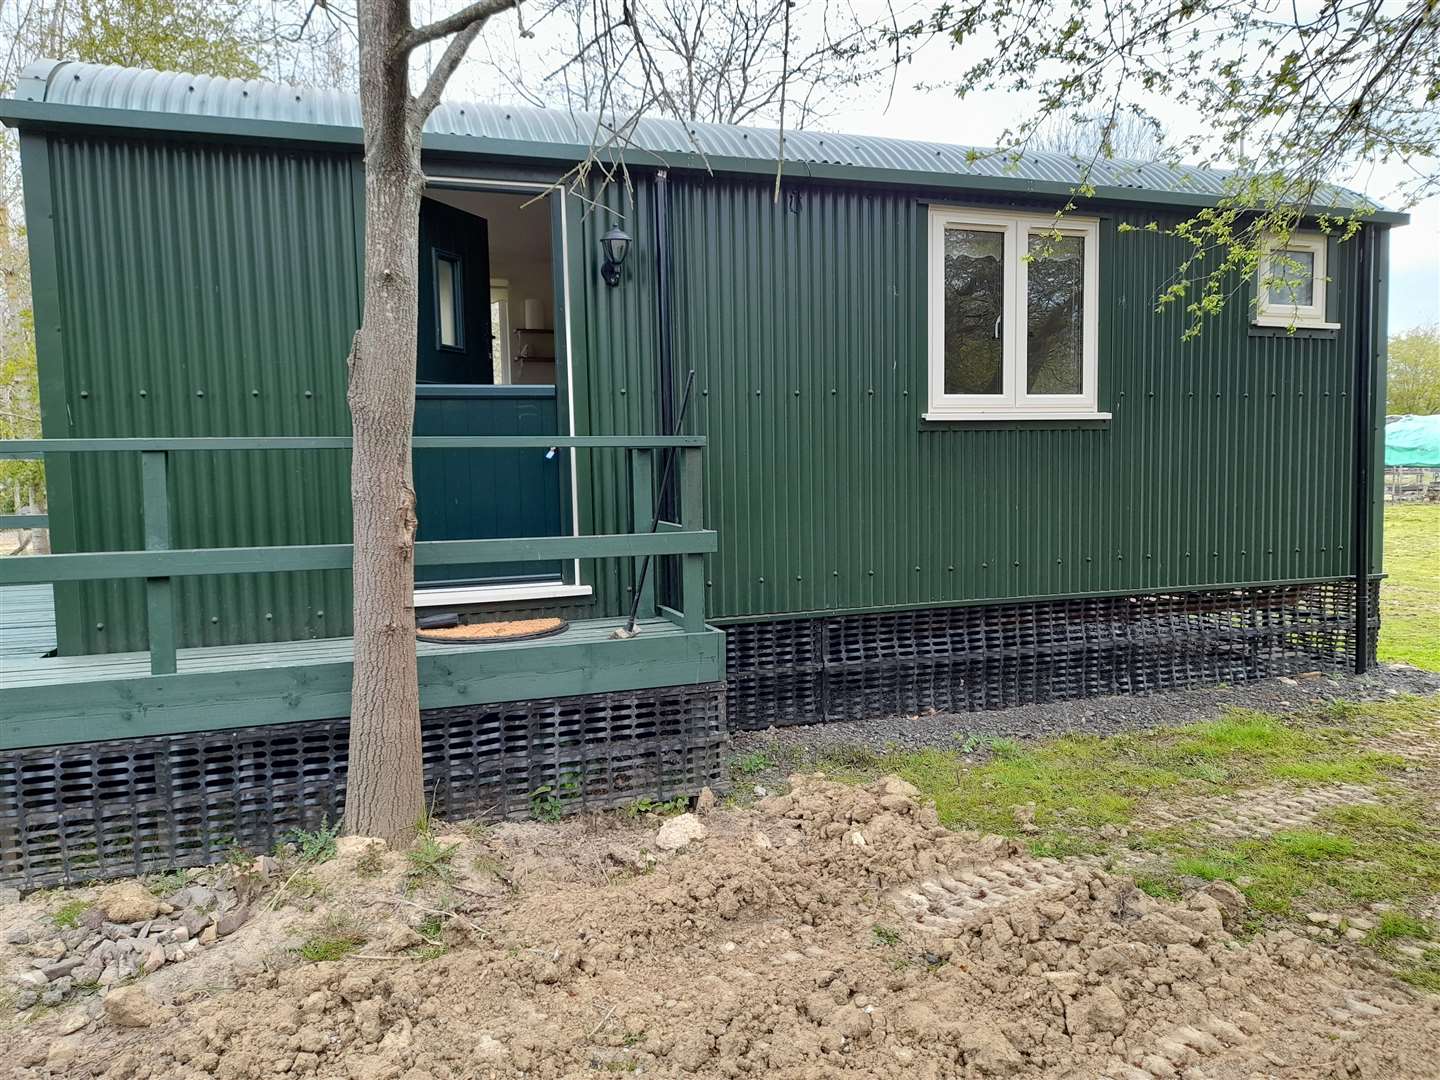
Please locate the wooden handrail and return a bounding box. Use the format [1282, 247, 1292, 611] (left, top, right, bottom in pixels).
[0, 435, 712, 674]
[0, 434, 705, 457]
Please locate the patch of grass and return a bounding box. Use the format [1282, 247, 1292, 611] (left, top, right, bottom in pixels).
[298, 933, 364, 962]
[405, 832, 460, 887]
[145, 869, 189, 898]
[471, 854, 505, 877]
[731, 750, 776, 777]
[1171, 855, 1231, 882]
[1377, 503, 1440, 671]
[871, 925, 902, 947]
[1135, 875, 1184, 901]
[51, 900, 92, 930]
[287, 821, 341, 865]
[876, 707, 1407, 852]
[1372, 911, 1432, 941]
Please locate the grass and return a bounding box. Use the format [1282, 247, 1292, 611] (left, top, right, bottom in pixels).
[870, 707, 1408, 854]
[298, 932, 365, 962]
[1378, 503, 1440, 670]
[405, 831, 460, 888]
[51, 899, 92, 930]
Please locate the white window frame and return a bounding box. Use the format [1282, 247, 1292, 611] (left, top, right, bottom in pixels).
[925, 206, 1105, 422]
[1254, 232, 1339, 329]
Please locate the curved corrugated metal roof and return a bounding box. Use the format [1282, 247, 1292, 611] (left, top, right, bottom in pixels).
[12, 58, 1373, 208]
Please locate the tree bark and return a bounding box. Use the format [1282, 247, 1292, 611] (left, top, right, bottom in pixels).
[343, 0, 428, 845]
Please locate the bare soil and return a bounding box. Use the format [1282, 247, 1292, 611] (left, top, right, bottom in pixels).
[4, 773, 1438, 1080]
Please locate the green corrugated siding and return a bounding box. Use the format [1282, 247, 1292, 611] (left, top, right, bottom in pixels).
[646, 176, 1366, 620]
[42, 134, 361, 653]
[33, 134, 1380, 650]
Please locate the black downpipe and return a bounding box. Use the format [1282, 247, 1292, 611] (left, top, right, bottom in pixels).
[652, 169, 679, 606]
[655, 169, 676, 441]
[1351, 225, 1376, 674]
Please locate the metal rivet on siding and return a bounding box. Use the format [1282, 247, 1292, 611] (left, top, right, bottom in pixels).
[981, 562, 989, 569]
[701, 389, 709, 396]
[867, 570, 875, 576]
[754, 389, 761, 396]
[1241, 550, 1247, 556]
[831, 570, 839, 577]
[195, 390, 205, 397]
[914, 566, 921, 572]
[867, 388, 874, 395]
[265, 613, 273, 620]
[758, 577, 765, 584]
[619, 388, 627, 395]
[795, 575, 802, 581]
[1057, 558, 1063, 564]
[95, 623, 104, 631]
[1117, 554, 1124, 561]
[1145, 553, 1152, 559]
[1012, 560, 1020, 567]
[252, 389, 260, 396]
[304, 390, 313, 398]
[138, 390, 146, 397]
[1212, 551, 1220, 557]
[706, 580, 712, 587]
[79, 390, 89, 398]
[210, 616, 219, 624]
[947, 565, 955, 571]
[1085, 556, 1092, 562]
[830, 388, 837, 394]
[793, 389, 800, 397]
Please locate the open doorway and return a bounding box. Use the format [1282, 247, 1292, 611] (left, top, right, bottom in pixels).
[412, 185, 573, 602]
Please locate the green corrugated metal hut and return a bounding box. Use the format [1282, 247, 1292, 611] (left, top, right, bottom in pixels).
[3, 58, 1400, 734]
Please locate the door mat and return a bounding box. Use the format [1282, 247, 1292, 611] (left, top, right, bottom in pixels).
[418, 617, 569, 644]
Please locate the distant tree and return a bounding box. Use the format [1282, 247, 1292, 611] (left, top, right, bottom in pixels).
[63, 0, 263, 76]
[897, 0, 1439, 336]
[477, 0, 882, 128]
[1027, 112, 1162, 162]
[1388, 325, 1440, 416]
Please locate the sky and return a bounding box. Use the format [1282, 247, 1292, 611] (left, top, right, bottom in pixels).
[456, 2, 1440, 335]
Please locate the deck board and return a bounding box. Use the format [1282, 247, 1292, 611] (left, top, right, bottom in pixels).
[0, 583, 56, 660]
[1, 592, 724, 750]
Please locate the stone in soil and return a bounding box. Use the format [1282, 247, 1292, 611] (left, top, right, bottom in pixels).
[655, 813, 708, 851]
[102, 985, 166, 1028]
[97, 881, 161, 924]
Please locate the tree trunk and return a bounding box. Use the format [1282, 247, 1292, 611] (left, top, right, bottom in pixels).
[343, 0, 428, 845]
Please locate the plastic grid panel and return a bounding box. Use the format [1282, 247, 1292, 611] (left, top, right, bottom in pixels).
[1, 682, 726, 889]
[726, 581, 1377, 730]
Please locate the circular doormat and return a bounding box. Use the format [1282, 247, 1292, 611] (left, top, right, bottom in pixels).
[417, 617, 570, 644]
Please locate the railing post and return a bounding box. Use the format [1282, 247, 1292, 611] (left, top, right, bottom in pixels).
[629, 448, 656, 620]
[679, 446, 705, 631]
[141, 450, 177, 675]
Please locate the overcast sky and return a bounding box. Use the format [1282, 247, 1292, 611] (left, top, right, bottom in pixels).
[457, 5, 1439, 334]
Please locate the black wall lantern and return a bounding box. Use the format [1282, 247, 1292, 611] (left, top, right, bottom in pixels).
[600, 226, 632, 287]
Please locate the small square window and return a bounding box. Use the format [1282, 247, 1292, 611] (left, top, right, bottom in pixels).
[1254, 233, 1338, 329]
[434, 250, 464, 349]
[926, 207, 1104, 421]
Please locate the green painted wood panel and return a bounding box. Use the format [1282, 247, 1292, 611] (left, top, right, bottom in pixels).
[413, 386, 565, 584]
[37, 134, 362, 654]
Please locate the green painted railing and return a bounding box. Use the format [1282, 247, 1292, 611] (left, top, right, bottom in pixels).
[0, 436, 712, 675]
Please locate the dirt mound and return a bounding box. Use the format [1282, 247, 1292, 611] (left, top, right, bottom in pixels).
[5, 775, 1437, 1079]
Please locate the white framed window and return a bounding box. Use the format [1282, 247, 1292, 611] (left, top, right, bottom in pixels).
[925, 206, 1105, 421]
[1254, 232, 1339, 329]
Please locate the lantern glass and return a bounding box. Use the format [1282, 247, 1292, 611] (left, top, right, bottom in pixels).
[602, 227, 631, 266]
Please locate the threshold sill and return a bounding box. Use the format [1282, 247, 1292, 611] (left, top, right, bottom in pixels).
[923, 411, 1112, 423]
[414, 582, 593, 607]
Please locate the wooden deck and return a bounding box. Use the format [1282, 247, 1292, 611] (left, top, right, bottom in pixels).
[0, 583, 56, 660]
[1, 586, 724, 750]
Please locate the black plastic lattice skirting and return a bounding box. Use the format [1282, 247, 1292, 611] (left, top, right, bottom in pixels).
[726, 581, 1379, 731]
[1, 682, 727, 889]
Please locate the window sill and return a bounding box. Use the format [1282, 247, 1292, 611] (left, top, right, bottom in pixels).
[1251, 318, 1341, 331]
[414, 581, 593, 607]
[922, 410, 1112, 423]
